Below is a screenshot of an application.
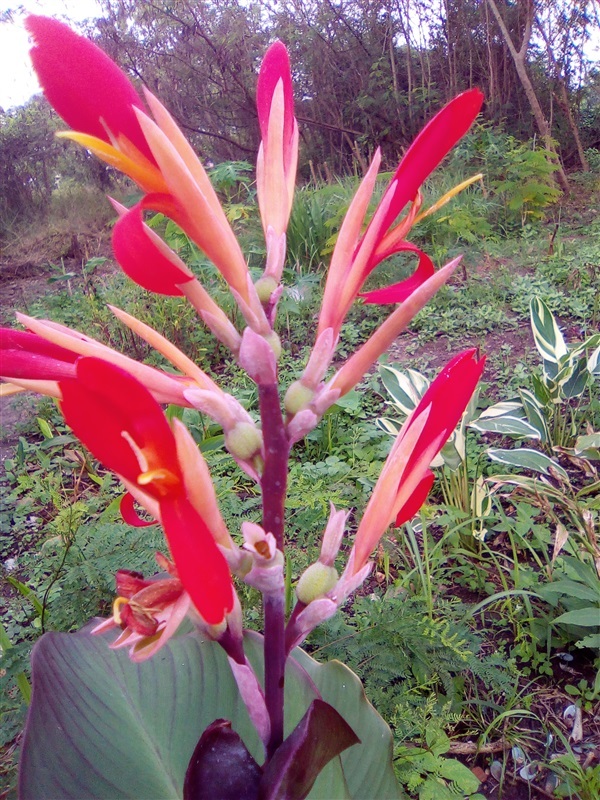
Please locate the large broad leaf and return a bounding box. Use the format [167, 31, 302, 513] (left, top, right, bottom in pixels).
[529, 297, 567, 372]
[20, 628, 403, 800]
[552, 608, 600, 628]
[486, 448, 568, 480]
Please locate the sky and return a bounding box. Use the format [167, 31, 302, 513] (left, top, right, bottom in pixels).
[0, 0, 102, 111]
[0, 0, 598, 113]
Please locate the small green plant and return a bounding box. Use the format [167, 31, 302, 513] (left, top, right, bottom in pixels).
[471, 296, 600, 467]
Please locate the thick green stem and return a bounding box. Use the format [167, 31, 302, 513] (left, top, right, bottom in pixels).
[259, 382, 290, 758]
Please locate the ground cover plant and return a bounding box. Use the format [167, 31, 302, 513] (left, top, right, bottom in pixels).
[1, 14, 600, 800]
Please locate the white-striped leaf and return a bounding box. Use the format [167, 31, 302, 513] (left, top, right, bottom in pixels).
[379, 365, 428, 414]
[474, 400, 523, 420]
[530, 297, 567, 366]
[561, 357, 590, 399]
[588, 344, 600, 377]
[519, 388, 549, 442]
[375, 417, 402, 436]
[531, 372, 552, 405]
[470, 415, 541, 439]
[487, 447, 568, 479]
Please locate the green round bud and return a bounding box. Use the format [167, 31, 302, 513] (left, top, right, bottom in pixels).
[255, 276, 278, 303]
[264, 330, 281, 360]
[226, 422, 263, 460]
[284, 381, 314, 415]
[296, 562, 339, 605]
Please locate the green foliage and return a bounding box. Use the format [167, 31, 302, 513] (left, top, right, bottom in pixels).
[471, 297, 600, 455]
[394, 723, 484, 800]
[309, 591, 514, 742]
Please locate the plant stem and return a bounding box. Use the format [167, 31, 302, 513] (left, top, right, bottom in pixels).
[259, 382, 290, 758]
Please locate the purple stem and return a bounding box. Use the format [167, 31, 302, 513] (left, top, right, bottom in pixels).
[259, 382, 290, 758]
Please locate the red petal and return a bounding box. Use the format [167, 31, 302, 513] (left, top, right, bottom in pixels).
[360, 245, 435, 304]
[395, 471, 434, 527]
[120, 492, 157, 528]
[257, 41, 295, 148]
[406, 349, 485, 473]
[112, 204, 192, 296]
[160, 496, 234, 626]
[0, 351, 76, 381]
[380, 90, 484, 234]
[26, 15, 155, 163]
[59, 357, 180, 487]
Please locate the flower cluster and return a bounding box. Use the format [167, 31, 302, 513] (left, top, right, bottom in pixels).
[3, 14, 485, 756]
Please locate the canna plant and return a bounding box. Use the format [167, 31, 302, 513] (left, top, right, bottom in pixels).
[2, 16, 486, 800]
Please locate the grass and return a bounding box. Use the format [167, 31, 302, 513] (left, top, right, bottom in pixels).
[1, 165, 600, 798]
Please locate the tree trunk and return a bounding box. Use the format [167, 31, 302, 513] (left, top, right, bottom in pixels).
[485, 0, 570, 192]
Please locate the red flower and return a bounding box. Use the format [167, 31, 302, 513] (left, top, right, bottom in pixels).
[319, 90, 484, 335]
[351, 349, 486, 571]
[59, 357, 234, 626]
[26, 15, 250, 299]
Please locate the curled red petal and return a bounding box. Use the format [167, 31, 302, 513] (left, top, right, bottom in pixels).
[360, 245, 435, 305]
[160, 495, 234, 626]
[112, 204, 193, 296]
[407, 349, 486, 472]
[115, 569, 152, 598]
[395, 471, 434, 527]
[26, 15, 155, 164]
[120, 493, 158, 528]
[380, 89, 484, 234]
[59, 357, 181, 489]
[257, 40, 295, 148]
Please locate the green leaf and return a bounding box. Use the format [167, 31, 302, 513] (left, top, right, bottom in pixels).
[530, 297, 567, 366]
[552, 608, 600, 627]
[537, 580, 600, 603]
[21, 628, 403, 799]
[437, 758, 481, 792]
[6, 577, 44, 617]
[36, 417, 53, 439]
[576, 634, 600, 650]
[486, 448, 568, 479]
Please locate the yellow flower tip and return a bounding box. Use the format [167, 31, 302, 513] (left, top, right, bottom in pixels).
[415, 172, 485, 224]
[112, 596, 129, 626]
[137, 468, 181, 496]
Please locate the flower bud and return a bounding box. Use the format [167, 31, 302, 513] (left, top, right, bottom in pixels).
[264, 329, 282, 360]
[284, 380, 314, 415]
[296, 562, 339, 604]
[254, 275, 279, 303]
[225, 422, 263, 460]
